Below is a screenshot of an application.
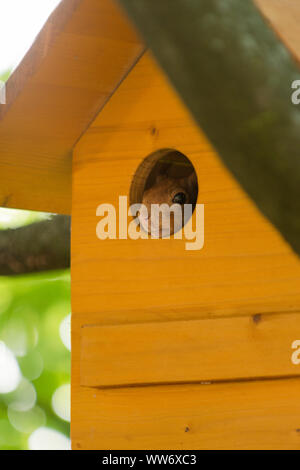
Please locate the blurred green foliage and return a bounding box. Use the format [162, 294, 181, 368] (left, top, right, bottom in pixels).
[0, 70, 10, 83]
[0, 208, 51, 230]
[0, 209, 71, 450]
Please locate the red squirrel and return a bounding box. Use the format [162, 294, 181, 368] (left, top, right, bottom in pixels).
[138, 168, 198, 238]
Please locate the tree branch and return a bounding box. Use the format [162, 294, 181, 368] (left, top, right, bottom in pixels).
[119, 0, 300, 255]
[0, 215, 70, 275]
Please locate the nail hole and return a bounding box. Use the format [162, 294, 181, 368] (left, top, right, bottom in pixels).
[252, 314, 262, 324]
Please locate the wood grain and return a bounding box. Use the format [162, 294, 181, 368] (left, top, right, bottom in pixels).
[72, 378, 300, 449]
[71, 1, 300, 450]
[72, 52, 300, 325]
[72, 51, 300, 448]
[80, 313, 300, 387]
[0, 0, 144, 213]
[0, 0, 299, 214]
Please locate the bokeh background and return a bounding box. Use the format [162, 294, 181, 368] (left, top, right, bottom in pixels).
[0, 0, 70, 450]
[0, 209, 71, 450]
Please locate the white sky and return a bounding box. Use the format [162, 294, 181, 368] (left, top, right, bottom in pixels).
[0, 0, 62, 74]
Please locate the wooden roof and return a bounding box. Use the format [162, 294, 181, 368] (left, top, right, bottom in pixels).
[0, 0, 144, 214]
[0, 0, 299, 214]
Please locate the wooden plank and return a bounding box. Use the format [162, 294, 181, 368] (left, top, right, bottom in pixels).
[81, 313, 300, 387]
[80, 312, 300, 387]
[0, 0, 144, 213]
[72, 378, 300, 449]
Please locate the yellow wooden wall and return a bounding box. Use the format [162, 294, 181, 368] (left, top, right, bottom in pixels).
[71, 52, 300, 449]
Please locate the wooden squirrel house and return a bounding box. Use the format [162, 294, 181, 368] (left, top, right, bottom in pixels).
[0, 0, 300, 450]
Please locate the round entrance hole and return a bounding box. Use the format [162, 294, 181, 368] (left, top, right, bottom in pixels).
[130, 148, 198, 238]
